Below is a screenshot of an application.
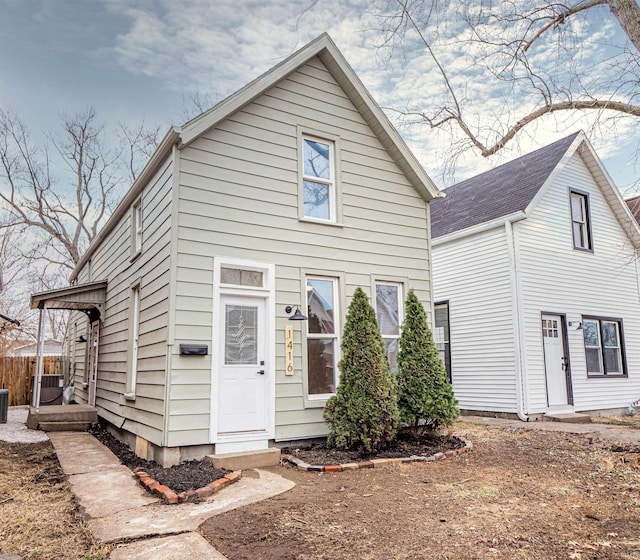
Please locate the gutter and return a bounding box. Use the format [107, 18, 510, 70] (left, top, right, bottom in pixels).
[432, 211, 526, 247]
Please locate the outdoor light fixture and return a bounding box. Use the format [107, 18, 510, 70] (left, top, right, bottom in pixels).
[568, 322, 583, 330]
[75, 335, 87, 343]
[285, 305, 308, 321]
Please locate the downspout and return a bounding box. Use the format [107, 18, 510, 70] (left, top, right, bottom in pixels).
[505, 221, 530, 421]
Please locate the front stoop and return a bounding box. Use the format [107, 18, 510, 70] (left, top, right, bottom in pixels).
[206, 447, 281, 470]
[26, 404, 98, 431]
[544, 412, 592, 424]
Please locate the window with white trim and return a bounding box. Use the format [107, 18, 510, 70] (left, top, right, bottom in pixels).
[434, 302, 452, 381]
[302, 136, 335, 222]
[582, 317, 626, 377]
[570, 190, 592, 251]
[131, 200, 142, 257]
[126, 285, 140, 397]
[306, 276, 339, 396]
[375, 282, 402, 373]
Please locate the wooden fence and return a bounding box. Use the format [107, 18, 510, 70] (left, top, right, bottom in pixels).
[0, 356, 61, 406]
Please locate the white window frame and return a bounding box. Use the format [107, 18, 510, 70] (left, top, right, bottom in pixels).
[298, 127, 342, 225]
[125, 283, 140, 399]
[570, 190, 593, 251]
[374, 281, 403, 373]
[131, 199, 142, 259]
[582, 316, 627, 377]
[305, 275, 340, 402]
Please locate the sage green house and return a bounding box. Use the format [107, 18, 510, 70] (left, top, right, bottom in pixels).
[62, 34, 440, 466]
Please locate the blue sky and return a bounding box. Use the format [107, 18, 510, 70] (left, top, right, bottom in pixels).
[1, 0, 637, 191]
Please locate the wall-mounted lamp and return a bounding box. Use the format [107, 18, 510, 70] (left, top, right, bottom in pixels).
[568, 322, 583, 330]
[75, 335, 87, 343]
[285, 305, 308, 321]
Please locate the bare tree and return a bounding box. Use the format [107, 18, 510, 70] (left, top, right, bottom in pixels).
[378, 0, 640, 161]
[0, 108, 160, 271]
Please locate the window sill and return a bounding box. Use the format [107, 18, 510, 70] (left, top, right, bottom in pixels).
[299, 218, 344, 228]
[305, 395, 334, 408]
[586, 374, 628, 379]
[129, 250, 142, 263]
[124, 392, 136, 401]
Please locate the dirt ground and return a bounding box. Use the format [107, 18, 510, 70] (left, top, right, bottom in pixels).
[200, 422, 640, 560]
[0, 440, 107, 560]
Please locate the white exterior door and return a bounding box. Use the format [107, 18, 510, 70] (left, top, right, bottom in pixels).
[542, 314, 570, 408]
[218, 295, 268, 435]
[87, 321, 99, 407]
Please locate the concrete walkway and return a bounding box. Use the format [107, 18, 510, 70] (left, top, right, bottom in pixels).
[459, 415, 640, 444]
[47, 432, 295, 559]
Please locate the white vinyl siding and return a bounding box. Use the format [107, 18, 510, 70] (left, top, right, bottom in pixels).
[172, 56, 432, 444]
[516, 151, 640, 413]
[432, 227, 517, 412]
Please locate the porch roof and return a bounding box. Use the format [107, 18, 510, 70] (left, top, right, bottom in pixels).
[30, 280, 107, 317]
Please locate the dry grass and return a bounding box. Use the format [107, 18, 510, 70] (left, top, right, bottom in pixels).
[0, 440, 108, 560]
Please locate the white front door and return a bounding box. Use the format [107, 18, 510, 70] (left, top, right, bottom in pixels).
[218, 295, 268, 435]
[542, 314, 570, 408]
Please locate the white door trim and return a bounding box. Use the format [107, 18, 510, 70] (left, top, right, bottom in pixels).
[88, 320, 100, 407]
[211, 258, 276, 446]
[542, 313, 573, 411]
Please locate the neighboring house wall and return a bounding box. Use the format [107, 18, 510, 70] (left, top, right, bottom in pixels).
[169, 56, 432, 446]
[71, 154, 174, 444]
[432, 227, 517, 412]
[516, 151, 640, 413]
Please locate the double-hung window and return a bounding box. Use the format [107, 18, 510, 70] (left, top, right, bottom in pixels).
[570, 190, 592, 251]
[306, 276, 339, 396]
[582, 317, 626, 377]
[434, 302, 452, 380]
[302, 136, 335, 222]
[131, 199, 142, 258]
[375, 282, 402, 373]
[126, 284, 141, 398]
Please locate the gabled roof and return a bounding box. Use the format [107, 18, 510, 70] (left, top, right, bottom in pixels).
[179, 33, 439, 202]
[431, 132, 640, 249]
[69, 33, 440, 282]
[625, 194, 640, 224]
[431, 132, 580, 238]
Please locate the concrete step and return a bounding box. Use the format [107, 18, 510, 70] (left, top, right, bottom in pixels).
[206, 447, 281, 470]
[39, 421, 93, 432]
[27, 404, 97, 429]
[544, 412, 592, 424]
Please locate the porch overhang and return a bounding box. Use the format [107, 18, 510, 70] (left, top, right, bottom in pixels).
[30, 280, 107, 322]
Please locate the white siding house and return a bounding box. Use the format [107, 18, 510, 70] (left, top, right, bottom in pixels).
[431, 132, 640, 419]
[43, 34, 440, 465]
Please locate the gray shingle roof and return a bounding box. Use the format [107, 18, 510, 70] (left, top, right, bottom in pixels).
[625, 194, 640, 224]
[431, 132, 581, 238]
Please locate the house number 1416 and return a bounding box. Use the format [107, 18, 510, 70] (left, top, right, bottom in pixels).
[285, 325, 294, 376]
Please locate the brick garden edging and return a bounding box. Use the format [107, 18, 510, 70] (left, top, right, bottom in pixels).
[282, 436, 473, 472]
[133, 467, 242, 504]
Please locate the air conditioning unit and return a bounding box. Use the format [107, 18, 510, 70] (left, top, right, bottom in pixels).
[32, 375, 63, 406]
[0, 389, 8, 423]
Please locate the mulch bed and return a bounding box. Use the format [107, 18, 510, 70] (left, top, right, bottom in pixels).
[282, 432, 467, 466]
[88, 423, 227, 494]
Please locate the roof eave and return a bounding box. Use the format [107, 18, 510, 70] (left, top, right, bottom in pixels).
[432, 211, 527, 246]
[69, 128, 180, 282]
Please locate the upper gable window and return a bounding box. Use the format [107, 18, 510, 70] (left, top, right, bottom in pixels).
[131, 199, 142, 259]
[302, 136, 335, 222]
[570, 190, 593, 251]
